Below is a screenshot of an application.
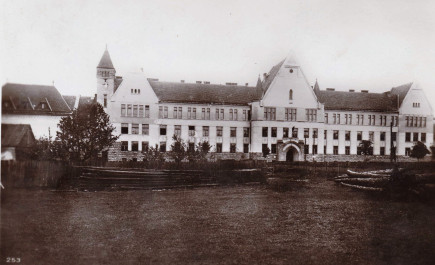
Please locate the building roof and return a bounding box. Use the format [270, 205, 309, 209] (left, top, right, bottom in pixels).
[1, 124, 36, 147]
[62, 95, 76, 110]
[390, 82, 412, 107]
[2, 83, 72, 115]
[78, 96, 95, 109]
[148, 81, 262, 105]
[261, 59, 285, 94]
[97, 49, 115, 69]
[315, 89, 399, 112]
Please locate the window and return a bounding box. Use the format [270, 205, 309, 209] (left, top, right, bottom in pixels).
[380, 132, 385, 141]
[413, 132, 418, 142]
[262, 144, 269, 156]
[121, 104, 126, 116]
[131, 141, 139, 151]
[333, 130, 339, 140]
[324, 130, 327, 140]
[203, 126, 209, 137]
[234, 109, 238, 120]
[304, 128, 309, 138]
[333, 146, 338, 155]
[188, 143, 195, 152]
[264, 107, 276, 120]
[160, 125, 167, 135]
[380, 147, 385, 156]
[127, 104, 132, 116]
[217, 127, 223, 137]
[423, 117, 427, 127]
[139, 105, 144, 117]
[369, 131, 374, 141]
[306, 109, 317, 122]
[324, 113, 328, 124]
[337, 114, 340, 124]
[271, 144, 277, 154]
[333, 114, 336, 124]
[121, 123, 129, 134]
[304, 145, 309, 154]
[159, 106, 163, 118]
[229, 109, 233, 120]
[216, 108, 224, 120]
[262, 127, 268, 137]
[392, 132, 397, 141]
[164, 106, 168, 118]
[289, 89, 293, 100]
[103, 94, 107, 108]
[160, 142, 166, 152]
[145, 105, 150, 118]
[286, 108, 297, 121]
[243, 127, 250, 138]
[345, 146, 350, 155]
[345, 131, 350, 141]
[292, 127, 298, 138]
[405, 147, 411, 156]
[230, 127, 237, 137]
[216, 143, 222, 153]
[220, 109, 224, 120]
[192, 108, 196, 119]
[133, 105, 138, 117]
[230, 143, 236, 153]
[312, 145, 318, 155]
[357, 131, 362, 141]
[188, 107, 192, 119]
[361, 115, 364, 125]
[271, 127, 277, 137]
[421, 133, 426, 142]
[206, 108, 210, 120]
[141, 141, 149, 152]
[312, 129, 318, 139]
[405, 132, 411, 142]
[202, 108, 206, 119]
[142, 124, 149, 135]
[121, 141, 128, 151]
[189, 126, 195, 136]
[357, 147, 362, 155]
[324, 145, 327, 154]
[283, 128, 289, 138]
[132, 124, 139, 134]
[174, 125, 181, 137]
[349, 114, 352, 125]
[243, 144, 249, 153]
[243, 110, 247, 121]
[174, 107, 178, 119]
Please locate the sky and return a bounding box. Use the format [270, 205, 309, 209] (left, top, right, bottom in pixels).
[2, 0, 435, 113]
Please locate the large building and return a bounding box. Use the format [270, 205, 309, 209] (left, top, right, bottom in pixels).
[96, 48, 433, 162]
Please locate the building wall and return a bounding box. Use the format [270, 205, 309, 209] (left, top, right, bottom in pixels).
[1, 114, 63, 139]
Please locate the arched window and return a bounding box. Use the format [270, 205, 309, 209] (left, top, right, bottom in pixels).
[289, 89, 293, 100]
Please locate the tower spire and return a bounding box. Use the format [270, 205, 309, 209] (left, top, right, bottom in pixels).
[97, 48, 115, 69]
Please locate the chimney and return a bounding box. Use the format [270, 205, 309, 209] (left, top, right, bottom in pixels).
[196, 81, 202, 84]
[263, 73, 267, 79]
[225, 82, 237, 86]
[361, 90, 369, 93]
[326, 88, 335, 91]
[349, 89, 355, 92]
[245, 83, 249, 86]
[181, 80, 185, 83]
[204, 81, 210, 84]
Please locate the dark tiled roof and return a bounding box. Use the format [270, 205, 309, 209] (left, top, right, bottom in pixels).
[262, 59, 285, 94]
[97, 49, 115, 69]
[1, 124, 35, 147]
[316, 90, 398, 112]
[390, 83, 412, 107]
[78, 96, 94, 109]
[148, 81, 262, 105]
[62, 95, 76, 110]
[2, 83, 71, 115]
[114, 77, 123, 92]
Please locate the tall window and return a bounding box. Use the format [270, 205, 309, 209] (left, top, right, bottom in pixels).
[262, 127, 268, 137]
[306, 109, 317, 122]
[230, 127, 237, 137]
[243, 127, 250, 137]
[357, 131, 362, 141]
[159, 106, 163, 118]
[202, 108, 206, 119]
[286, 108, 297, 121]
[206, 108, 210, 120]
[243, 110, 247, 121]
[333, 130, 339, 140]
[264, 107, 276, 120]
[312, 129, 318, 138]
[188, 107, 192, 119]
[304, 128, 309, 138]
[292, 127, 298, 138]
[131, 141, 139, 151]
[160, 125, 167, 135]
[289, 89, 293, 100]
[369, 131, 374, 141]
[203, 126, 209, 137]
[216, 143, 222, 153]
[164, 106, 168, 118]
[103, 94, 107, 108]
[132, 124, 139, 134]
[217, 126, 223, 137]
[229, 109, 233, 120]
[121, 104, 126, 116]
[271, 127, 277, 137]
[345, 131, 350, 141]
[234, 109, 238, 120]
[283, 127, 289, 138]
[380, 132, 386, 141]
[145, 105, 150, 118]
[142, 124, 149, 135]
[189, 126, 195, 136]
[192, 108, 196, 119]
[174, 107, 178, 119]
[230, 143, 236, 153]
[174, 125, 181, 137]
[121, 123, 128, 134]
[324, 113, 328, 124]
[127, 105, 132, 116]
[121, 141, 128, 151]
[133, 105, 138, 117]
[139, 105, 144, 117]
[405, 132, 411, 142]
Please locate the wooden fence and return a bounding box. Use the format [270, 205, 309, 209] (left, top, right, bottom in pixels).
[1, 160, 69, 189]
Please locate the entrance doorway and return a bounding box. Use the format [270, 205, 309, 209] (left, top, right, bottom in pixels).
[286, 149, 294, 162]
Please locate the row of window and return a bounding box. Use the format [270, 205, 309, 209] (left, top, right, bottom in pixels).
[265, 107, 317, 122]
[121, 123, 251, 137]
[325, 113, 398, 126]
[405, 132, 426, 142]
[120, 140, 250, 154]
[158, 106, 250, 121]
[405, 116, 427, 127]
[121, 104, 150, 118]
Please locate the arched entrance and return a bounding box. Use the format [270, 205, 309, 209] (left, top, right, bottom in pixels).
[277, 141, 303, 162]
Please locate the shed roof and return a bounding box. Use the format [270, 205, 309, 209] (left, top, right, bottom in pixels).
[1, 124, 36, 147]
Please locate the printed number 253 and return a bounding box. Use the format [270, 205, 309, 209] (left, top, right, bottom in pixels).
[6, 257, 21, 263]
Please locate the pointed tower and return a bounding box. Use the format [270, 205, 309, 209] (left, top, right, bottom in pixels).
[313, 79, 320, 95]
[96, 47, 116, 108]
[256, 74, 263, 96]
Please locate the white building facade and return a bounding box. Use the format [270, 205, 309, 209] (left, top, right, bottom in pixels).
[96, 49, 433, 162]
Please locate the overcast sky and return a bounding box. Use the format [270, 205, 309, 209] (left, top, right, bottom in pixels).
[2, 0, 435, 112]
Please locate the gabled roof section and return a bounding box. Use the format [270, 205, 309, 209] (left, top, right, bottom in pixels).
[78, 96, 95, 109]
[148, 81, 262, 105]
[261, 59, 285, 94]
[97, 49, 115, 69]
[2, 83, 72, 115]
[1, 124, 36, 147]
[316, 89, 398, 112]
[313, 79, 320, 94]
[62, 95, 76, 110]
[390, 82, 412, 107]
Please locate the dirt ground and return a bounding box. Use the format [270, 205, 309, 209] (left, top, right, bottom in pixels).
[1, 177, 434, 265]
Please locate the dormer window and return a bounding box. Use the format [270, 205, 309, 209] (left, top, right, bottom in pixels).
[413, 102, 420, 108]
[289, 89, 293, 100]
[41, 103, 46, 109]
[131, 89, 141, 95]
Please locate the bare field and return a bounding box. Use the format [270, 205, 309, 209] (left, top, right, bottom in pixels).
[1, 177, 434, 265]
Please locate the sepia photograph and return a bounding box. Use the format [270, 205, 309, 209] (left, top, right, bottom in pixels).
[1, 0, 435, 264]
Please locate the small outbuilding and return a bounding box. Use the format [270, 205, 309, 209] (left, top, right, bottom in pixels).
[1, 124, 36, 160]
